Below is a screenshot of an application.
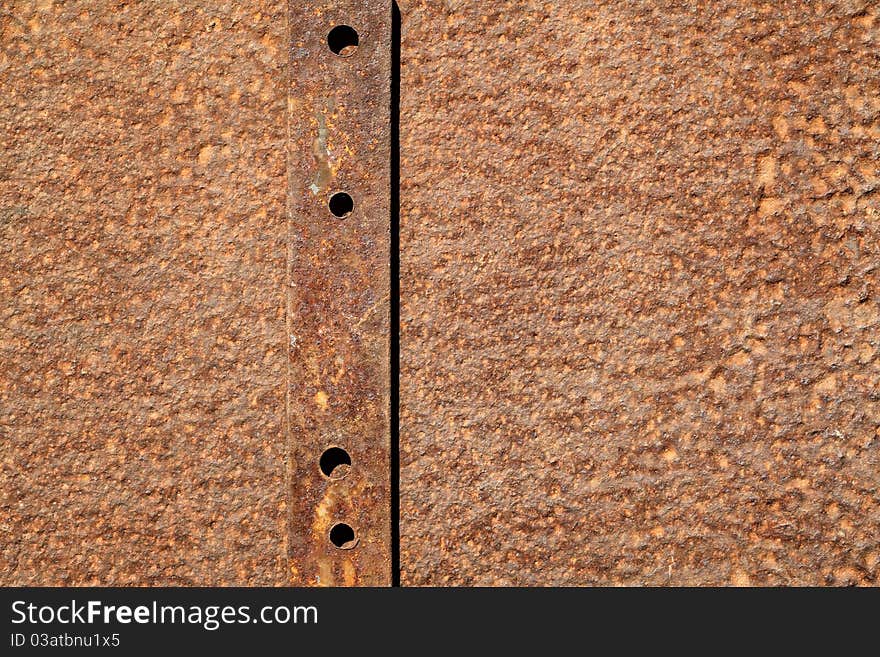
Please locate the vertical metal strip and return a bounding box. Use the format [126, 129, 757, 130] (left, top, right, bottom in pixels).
[287, 1, 391, 586]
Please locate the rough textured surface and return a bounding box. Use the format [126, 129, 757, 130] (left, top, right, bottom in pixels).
[1, 0, 391, 587]
[1, 1, 289, 585]
[400, 0, 880, 585]
[287, 0, 391, 586]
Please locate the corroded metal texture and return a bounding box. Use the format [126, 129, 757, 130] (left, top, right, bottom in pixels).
[287, 1, 391, 585]
[0, 1, 289, 585]
[1, 0, 390, 586]
[400, 1, 880, 585]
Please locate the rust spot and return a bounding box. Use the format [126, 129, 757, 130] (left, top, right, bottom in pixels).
[310, 110, 332, 194]
[313, 390, 329, 410]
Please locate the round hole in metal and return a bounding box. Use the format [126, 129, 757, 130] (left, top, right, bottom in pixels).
[320, 447, 351, 478]
[328, 191, 354, 218]
[329, 523, 358, 549]
[327, 25, 359, 57]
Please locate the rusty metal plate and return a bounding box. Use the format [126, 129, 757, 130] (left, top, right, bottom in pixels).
[400, 1, 880, 585]
[287, 1, 391, 586]
[1, 0, 390, 586]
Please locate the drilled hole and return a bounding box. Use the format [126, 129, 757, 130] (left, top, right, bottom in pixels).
[320, 447, 351, 478]
[329, 522, 358, 549]
[327, 25, 359, 57]
[328, 192, 354, 218]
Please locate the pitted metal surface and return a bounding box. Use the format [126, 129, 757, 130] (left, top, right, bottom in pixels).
[1, 0, 290, 585]
[399, 0, 880, 585]
[3, 0, 877, 588]
[0, 0, 391, 586]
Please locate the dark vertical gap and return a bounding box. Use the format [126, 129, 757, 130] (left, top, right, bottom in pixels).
[390, 1, 401, 588]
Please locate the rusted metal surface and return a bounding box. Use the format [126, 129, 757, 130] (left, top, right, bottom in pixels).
[0, 1, 290, 584]
[400, 1, 880, 585]
[1, 0, 390, 586]
[287, 1, 392, 585]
